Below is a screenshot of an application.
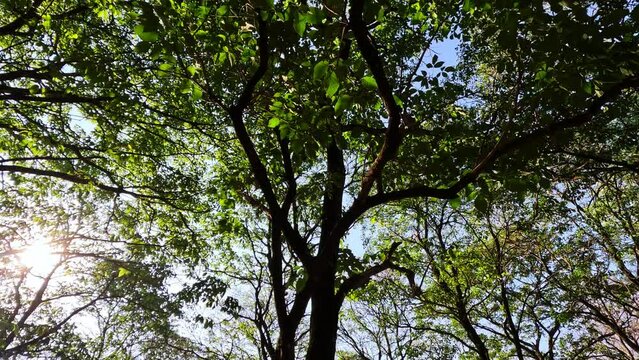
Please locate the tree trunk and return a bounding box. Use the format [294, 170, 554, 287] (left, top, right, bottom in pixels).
[275, 326, 296, 360]
[305, 281, 340, 360]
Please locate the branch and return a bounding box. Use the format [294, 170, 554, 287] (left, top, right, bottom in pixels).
[336, 242, 401, 304]
[0, 67, 56, 82]
[226, 13, 312, 267]
[367, 75, 639, 207]
[277, 135, 296, 214]
[349, 0, 404, 201]
[4, 280, 114, 357]
[238, 190, 271, 217]
[0, 85, 113, 104]
[317, 138, 345, 259]
[268, 222, 288, 336]
[341, 123, 386, 135]
[0, 0, 44, 36]
[330, 76, 639, 245]
[549, 149, 639, 173]
[5, 258, 63, 347]
[288, 281, 313, 326]
[228, 15, 278, 211]
[388, 263, 422, 297]
[0, 164, 170, 201]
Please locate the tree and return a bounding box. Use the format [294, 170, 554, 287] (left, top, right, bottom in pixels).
[339, 276, 457, 360]
[1, 0, 639, 359]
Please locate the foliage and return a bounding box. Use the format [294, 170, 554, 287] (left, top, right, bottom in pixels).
[1, 0, 639, 359]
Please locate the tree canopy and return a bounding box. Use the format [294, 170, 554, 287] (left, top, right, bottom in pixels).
[1, 0, 639, 359]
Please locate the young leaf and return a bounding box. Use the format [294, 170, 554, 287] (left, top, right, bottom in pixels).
[192, 85, 203, 101]
[361, 76, 378, 90]
[294, 17, 307, 36]
[118, 267, 131, 277]
[334, 95, 353, 114]
[42, 14, 51, 30]
[313, 61, 329, 80]
[393, 95, 403, 107]
[449, 197, 462, 209]
[268, 118, 281, 128]
[326, 72, 339, 97]
[134, 25, 159, 42]
[216, 5, 228, 16]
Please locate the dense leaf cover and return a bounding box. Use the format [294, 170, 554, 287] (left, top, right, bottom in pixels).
[1, 0, 639, 359]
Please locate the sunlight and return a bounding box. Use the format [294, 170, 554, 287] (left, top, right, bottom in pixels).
[18, 239, 60, 274]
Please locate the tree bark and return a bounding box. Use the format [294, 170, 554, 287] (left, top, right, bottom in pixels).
[305, 279, 340, 360]
[275, 324, 297, 360]
[456, 303, 491, 360]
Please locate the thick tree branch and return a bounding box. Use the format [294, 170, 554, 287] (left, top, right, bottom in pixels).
[0, 0, 44, 35]
[337, 75, 639, 233]
[349, 0, 404, 202]
[277, 135, 296, 215]
[0, 85, 112, 104]
[316, 24, 350, 268]
[382, 78, 636, 233]
[317, 138, 346, 260]
[268, 222, 288, 341]
[336, 242, 401, 304]
[0, 164, 170, 201]
[226, 14, 311, 267]
[0, 67, 57, 82]
[288, 282, 313, 326]
[281, 223, 313, 268]
[549, 149, 639, 173]
[227, 16, 278, 212]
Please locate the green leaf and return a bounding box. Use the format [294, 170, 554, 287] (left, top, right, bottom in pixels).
[535, 70, 547, 80]
[326, 72, 339, 97]
[118, 267, 131, 277]
[279, 123, 291, 138]
[134, 25, 159, 42]
[192, 85, 203, 101]
[450, 197, 461, 209]
[474, 196, 488, 212]
[377, 7, 385, 21]
[159, 63, 173, 71]
[97, 9, 109, 21]
[393, 95, 403, 108]
[42, 14, 51, 31]
[361, 76, 378, 90]
[306, 9, 324, 24]
[195, 30, 209, 38]
[216, 52, 227, 64]
[216, 5, 228, 16]
[334, 95, 353, 114]
[268, 118, 281, 128]
[187, 65, 197, 76]
[463, 0, 475, 14]
[180, 79, 194, 94]
[133, 24, 144, 35]
[28, 84, 40, 94]
[294, 16, 307, 36]
[313, 61, 329, 80]
[583, 81, 593, 95]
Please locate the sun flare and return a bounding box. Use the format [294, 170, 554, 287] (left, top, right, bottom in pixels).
[18, 240, 60, 274]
